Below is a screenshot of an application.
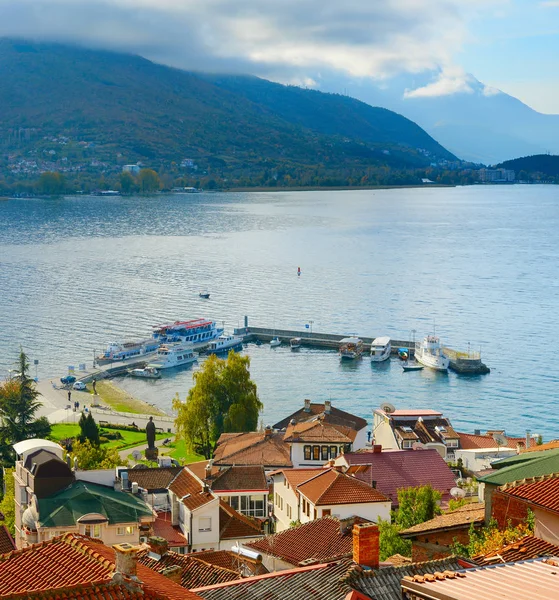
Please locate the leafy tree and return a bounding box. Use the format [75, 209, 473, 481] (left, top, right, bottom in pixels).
[138, 169, 161, 193]
[0, 469, 15, 535]
[37, 171, 65, 195]
[174, 352, 262, 458]
[378, 518, 412, 561]
[70, 439, 125, 470]
[119, 171, 137, 194]
[395, 485, 442, 529]
[78, 412, 100, 446]
[448, 498, 468, 512]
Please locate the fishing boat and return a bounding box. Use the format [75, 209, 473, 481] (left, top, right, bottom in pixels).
[199, 291, 210, 299]
[270, 337, 281, 347]
[402, 362, 424, 372]
[370, 336, 391, 362]
[147, 343, 196, 370]
[128, 367, 161, 379]
[152, 318, 223, 346]
[290, 337, 302, 350]
[96, 339, 160, 364]
[207, 334, 243, 354]
[339, 337, 363, 360]
[415, 335, 450, 371]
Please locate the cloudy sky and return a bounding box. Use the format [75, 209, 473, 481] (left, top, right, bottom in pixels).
[0, 0, 557, 113]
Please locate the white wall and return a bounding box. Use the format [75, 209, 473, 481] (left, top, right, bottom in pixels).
[290, 442, 348, 469]
[182, 499, 220, 550]
[353, 427, 369, 451]
[454, 448, 517, 473]
[372, 413, 398, 449]
[271, 473, 300, 531]
[259, 553, 296, 572]
[218, 536, 264, 550]
[75, 469, 116, 487]
[300, 497, 391, 526]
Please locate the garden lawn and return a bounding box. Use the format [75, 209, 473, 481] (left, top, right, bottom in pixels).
[167, 439, 204, 464]
[49, 423, 167, 450]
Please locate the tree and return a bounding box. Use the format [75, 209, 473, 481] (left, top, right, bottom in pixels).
[378, 518, 412, 561]
[78, 412, 100, 446]
[37, 171, 65, 195]
[395, 485, 442, 530]
[70, 440, 125, 470]
[138, 169, 161, 193]
[119, 171, 137, 194]
[0, 469, 15, 535]
[174, 352, 262, 458]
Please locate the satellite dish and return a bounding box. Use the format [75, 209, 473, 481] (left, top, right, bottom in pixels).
[492, 433, 508, 447]
[411, 442, 425, 450]
[380, 402, 396, 415]
[450, 487, 466, 499]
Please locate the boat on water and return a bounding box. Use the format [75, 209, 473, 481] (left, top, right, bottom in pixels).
[128, 367, 161, 379]
[339, 337, 363, 360]
[96, 339, 160, 364]
[207, 334, 243, 354]
[397, 348, 409, 361]
[199, 291, 210, 299]
[415, 335, 450, 371]
[290, 337, 302, 350]
[152, 318, 223, 346]
[370, 336, 391, 362]
[402, 362, 424, 372]
[147, 343, 197, 370]
[270, 337, 281, 347]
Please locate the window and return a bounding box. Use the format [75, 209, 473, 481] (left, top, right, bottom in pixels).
[312, 446, 320, 460]
[322, 509, 331, 517]
[329, 446, 338, 458]
[198, 517, 212, 532]
[93, 525, 101, 538]
[304, 445, 311, 460]
[306, 502, 310, 517]
[116, 526, 134, 536]
[84, 525, 91, 537]
[447, 439, 459, 448]
[230, 495, 239, 511]
[321, 446, 329, 460]
[402, 440, 413, 449]
[302, 499, 306, 514]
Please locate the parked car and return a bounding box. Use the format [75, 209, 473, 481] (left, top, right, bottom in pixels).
[73, 381, 87, 391]
[60, 375, 76, 385]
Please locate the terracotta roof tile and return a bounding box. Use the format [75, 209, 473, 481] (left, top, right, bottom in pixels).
[152, 512, 188, 547]
[522, 440, 559, 453]
[499, 473, 559, 513]
[213, 432, 292, 468]
[246, 516, 366, 566]
[458, 432, 534, 450]
[474, 535, 559, 565]
[284, 420, 355, 443]
[281, 468, 325, 493]
[297, 468, 389, 506]
[210, 466, 268, 492]
[273, 403, 367, 432]
[384, 553, 413, 566]
[219, 499, 263, 540]
[125, 466, 183, 491]
[191, 550, 269, 576]
[169, 468, 216, 511]
[0, 524, 16, 555]
[400, 503, 485, 537]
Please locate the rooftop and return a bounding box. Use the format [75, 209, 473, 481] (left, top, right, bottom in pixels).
[246, 516, 365, 566]
[188, 550, 268, 576]
[400, 503, 485, 537]
[284, 419, 355, 443]
[273, 402, 367, 432]
[0, 524, 16, 555]
[458, 432, 534, 450]
[478, 448, 559, 486]
[152, 512, 188, 547]
[474, 535, 559, 565]
[210, 465, 268, 492]
[378, 409, 443, 417]
[499, 473, 559, 514]
[168, 468, 215, 511]
[126, 466, 183, 492]
[219, 499, 263, 540]
[213, 431, 292, 468]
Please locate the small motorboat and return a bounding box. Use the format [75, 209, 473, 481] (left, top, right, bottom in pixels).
[270, 337, 281, 347]
[255, 339, 262, 346]
[402, 362, 424, 372]
[199, 291, 210, 299]
[128, 367, 161, 379]
[290, 337, 302, 350]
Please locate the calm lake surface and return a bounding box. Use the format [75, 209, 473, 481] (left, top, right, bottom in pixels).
[1, 186, 558, 438]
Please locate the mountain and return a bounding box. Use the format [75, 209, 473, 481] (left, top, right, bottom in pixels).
[498, 154, 559, 179]
[0, 39, 454, 180]
[319, 71, 559, 164]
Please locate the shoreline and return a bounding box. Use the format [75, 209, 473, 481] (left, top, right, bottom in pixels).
[224, 183, 455, 193]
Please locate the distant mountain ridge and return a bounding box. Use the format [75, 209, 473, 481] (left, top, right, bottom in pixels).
[0, 39, 455, 178]
[498, 154, 559, 179]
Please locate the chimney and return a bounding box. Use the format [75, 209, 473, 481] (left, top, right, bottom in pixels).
[113, 543, 139, 577]
[148, 535, 168, 558]
[474, 429, 481, 436]
[373, 444, 382, 454]
[324, 400, 331, 414]
[161, 565, 182, 584]
[264, 425, 273, 437]
[353, 523, 379, 569]
[304, 399, 311, 412]
[526, 430, 531, 449]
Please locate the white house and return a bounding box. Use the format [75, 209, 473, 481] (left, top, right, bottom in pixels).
[454, 447, 517, 473]
[270, 467, 391, 532]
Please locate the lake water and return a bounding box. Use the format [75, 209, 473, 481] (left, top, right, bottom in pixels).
[1, 186, 558, 439]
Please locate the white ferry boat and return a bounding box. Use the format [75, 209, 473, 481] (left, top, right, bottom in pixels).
[207, 334, 243, 354]
[152, 318, 223, 346]
[147, 343, 196, 370]
[97, 339, 160, 364]
[128, 367, 161, 379]
[370, 336, 391, 362]
[415, 335, 450, 371]
[339, 337, 363, 360]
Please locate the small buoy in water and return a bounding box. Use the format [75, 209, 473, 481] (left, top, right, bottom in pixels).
[297, 267, 301, 276]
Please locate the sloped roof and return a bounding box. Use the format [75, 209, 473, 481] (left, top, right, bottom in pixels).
[137, 548, 240, 588]
[273, 403, 367, 432]
[36, 481, 154, 528]
[210, 465, 268, 492]
[391, 417, 459, 446]
[219, 499, 263, 540]
[499, 473, 559, 513]
[297, 469, 389, 506]
[474, 535, 559, 565]
[0, 533, 202, 600]
[522, 440, 559, 453]
[280, 468, 325, 492]
[478, 449, 559, 486]
[189, 550, 269, 575]
[168, 468, 216, 511]
[458, 432, 533, 450]
[213, 432, 292, 468]
[340, 449, 457, 506]
[152, 512, 188, 547]
[0, 524, 16, 555]
[348, 557, 469, 600]
[400, 503, 485, 537]
[193, 559, 354, 600]
[126, 466, 183, 491]
[284, 419, 355, 443]
[246, 517, 365, 566]
[384, 554, 413, 566]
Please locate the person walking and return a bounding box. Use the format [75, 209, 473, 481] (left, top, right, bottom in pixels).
[68, 390, 72, 404]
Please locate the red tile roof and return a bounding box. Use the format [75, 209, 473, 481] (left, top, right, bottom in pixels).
[400, 503, 485, 537]
[297, 468, 389, 506]
[0, 533, 202, 600]
[0, 524, 16, 555]
[246, 516, 366, 566]
[152, 512, 188, 547]
[219, 499, 263, 540]
[458, 432, 534, 450]
[281, 468, 325, 493]
[284, 420, 355, 443]
[169, 468, 216, 511]
[190, 550, 268, 576]
[126, 466, 183, 491]
[499, 473, 559, 513]
[213, 432, 292, 468]
[474, 535, 559, 565]
[339, 449, 457, 507]
[522, 440, 559, 453]
[210, 465, 268, 492]
[273, 402, 367, 432]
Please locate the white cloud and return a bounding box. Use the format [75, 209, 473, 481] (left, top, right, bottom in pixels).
[482, 85, 501, 96]
[403, 67, 475, 98]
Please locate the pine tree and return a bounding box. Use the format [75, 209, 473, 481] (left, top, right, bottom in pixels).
[78, 412, 100, 446]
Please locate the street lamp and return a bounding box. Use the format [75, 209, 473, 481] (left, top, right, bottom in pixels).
[308, 320, 314, 335]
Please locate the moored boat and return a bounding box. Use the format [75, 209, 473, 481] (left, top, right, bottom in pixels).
[96, 339, 160, 364]
[152, 318, 223, 346]
[270, 337, 281, 347]
[402, 362, 424, 372]
[415, 335, 449, 371]
[199, 291, 210, 299]
[290, 337, 302, 350]
[147, 343, 196, 369]
[207, 334, 243, 354]
[339, 337, 363, 360]
[370, 336, 391, 362]
[128, 367, 161, 379]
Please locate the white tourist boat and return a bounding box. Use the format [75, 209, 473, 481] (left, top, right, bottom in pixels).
[370, 336, 391, 362]
[152, 318, 223, 346]
[270, 337, 281, 347]
[147, 343, 196, 369]
[207, 334, 243, 354]
[415, 335, 450, 371]
[96, 339, 160, 364]
[290, 337, 302, 350]
[128, 367, 161, 379]
[339, 337, 363, 360]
